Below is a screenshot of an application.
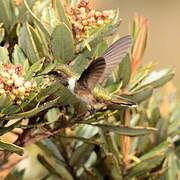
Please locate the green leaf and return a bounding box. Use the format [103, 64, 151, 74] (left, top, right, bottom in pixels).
[59, 134, 100, 145]
[29, 25, 45, 58]
[166, 150, 179, 180]
[0, 0, 16, 31]
[35, 24, 50, 58]
[0, 119, 22, 136]
[23, 0, 50, 41]
[23, 59, 30, 72]
[0, 95, 13, 110]
[12, 45, 26, 65]
[37, 155, 63, 179]
[16, 0, 36, 22]
[85, 123, 157, 136]
[5, 169, 25, 180]
[94, 41, 108, 58]
[76, 124, 99, 140]
[46, 108, 60, 127]
[25, 58, 44, 80]
[71, 49, 93, 77]
[137, 68, 175, 90]
[140, 141, 169, 161]
[55, 0, 71, 28]
[100, 131, 122, 166]
[69, 143, 94, 168]
[50, 23, 75, 64]
[0, 46, 10, 63]
[124, 86, 153, 103]
[36, 82, 65, 102]
[36, 140, 63, 162]
[19, 23, 40, 64]
[0, 140, 23, 156]
[112, 54, 132, 87]
[126, 155, 164, 178]
[129, 63, 154, 91]
[37, 154, 73, 180]
[105, 81, 122, 94]
[103, 153, 123, 180]
[1, 98, 60, 121]
[70, 0, 80, 6]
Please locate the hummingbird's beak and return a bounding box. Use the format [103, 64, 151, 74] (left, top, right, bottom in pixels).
[32, 73, 49, 77]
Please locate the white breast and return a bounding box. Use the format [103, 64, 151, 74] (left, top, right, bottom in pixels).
[67, 77, 76, 92]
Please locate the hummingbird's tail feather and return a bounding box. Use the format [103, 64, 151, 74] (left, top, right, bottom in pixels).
[107, 95, 137, 108]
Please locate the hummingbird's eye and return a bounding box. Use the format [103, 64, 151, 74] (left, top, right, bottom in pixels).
[51, 71, 59, 76]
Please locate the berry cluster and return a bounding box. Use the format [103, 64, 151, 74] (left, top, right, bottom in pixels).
[0, 63, 37, 104]
[66, 0, 114, 42]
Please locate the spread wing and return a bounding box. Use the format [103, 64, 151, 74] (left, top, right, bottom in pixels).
[78, 35, 132, 90]
[78, 57, 106, 89]
[99, 35, 132, 83]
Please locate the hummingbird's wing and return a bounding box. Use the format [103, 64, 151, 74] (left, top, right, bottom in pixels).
[99, 35, 132, 83]
[78, 57, 106, 89]
[78, 35, 132, 90]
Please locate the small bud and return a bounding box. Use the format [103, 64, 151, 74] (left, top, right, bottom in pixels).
[6, 79, 14, 86]
[24, 81, 32, 89]
[11, 73, 18, 80]
[97, 19, 104, 25]
[81, 13, 87, 20]
[18, 86, 26, 94]
[88, 17, 95, 23]
[32, 81, 37, 88]
[95, 11, 102, 17]
[20, 95, 25, 100]
[0, 89, 5, 95]
[16, 100, 22, 105]
[82, 20, 88, 25]
[8, 68, 15, 75]
[25, 92, 29, 97]
[108, 11, 114, 19]
[80, 7, 86, 13]
[0, 83, 4, 89]
[15, 78, 24, 87]
[78, 24, 84, 30]
[10, 94, 15, 100]
[1, 72, 10, 79]
[102, 10, 110, 17]
[12, 88, 18, 95]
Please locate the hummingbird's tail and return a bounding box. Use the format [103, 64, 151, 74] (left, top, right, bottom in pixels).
[107, 95, 137, 109]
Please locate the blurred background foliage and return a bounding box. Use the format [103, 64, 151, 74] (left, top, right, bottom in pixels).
[0, 0, 179, 179]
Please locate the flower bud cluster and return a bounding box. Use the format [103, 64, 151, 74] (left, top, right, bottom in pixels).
[0, 63, 37, 104]
[65, 0, 114, 41]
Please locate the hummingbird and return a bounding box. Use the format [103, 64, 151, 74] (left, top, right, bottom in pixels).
[38, 35, 136, 110]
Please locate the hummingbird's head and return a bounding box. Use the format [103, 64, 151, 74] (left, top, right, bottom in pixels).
[34, 70, 77, 92]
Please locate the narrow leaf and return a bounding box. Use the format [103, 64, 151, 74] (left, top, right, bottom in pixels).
[0, 140, 23, 156]
[50, 23, 75, 63]
[0, 47, 10, 63]
[12, 44, 26, 65]
[19, 23, 40, 64]
[84, 123, 157, 136]
[55, 0, 71, 28]
[126, 155, 164, 178]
